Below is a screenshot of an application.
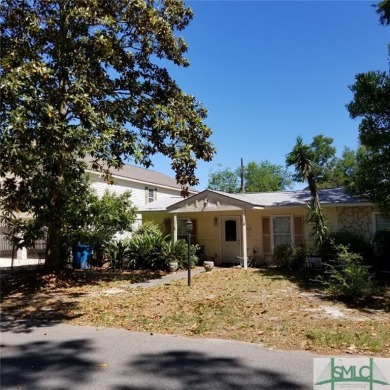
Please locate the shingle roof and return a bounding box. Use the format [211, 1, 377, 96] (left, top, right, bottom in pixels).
[84, 158, 197, 192]
[215, 187, 368, 207]
[139, 187, 370, 212]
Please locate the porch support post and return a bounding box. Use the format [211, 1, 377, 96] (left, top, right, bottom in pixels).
[173, 214, 178, 243]
[242, 211, 248, 269]
[17, 247, 28, 261]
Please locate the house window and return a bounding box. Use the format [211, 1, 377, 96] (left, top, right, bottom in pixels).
[374, 213, 390, 233]
[145, 187, 157, 203]
[271, 216, 293, 247]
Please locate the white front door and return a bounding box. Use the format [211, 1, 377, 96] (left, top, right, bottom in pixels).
[221, 216, 241, 264]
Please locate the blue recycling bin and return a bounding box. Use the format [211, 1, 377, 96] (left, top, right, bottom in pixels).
[73, 244, 92, 270]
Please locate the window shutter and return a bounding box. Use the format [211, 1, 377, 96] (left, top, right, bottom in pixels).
[294, 216, 304, 246]
[154, 188, 157, 200]
[262, 217, 271, 253]
[145, 187, 148, 203]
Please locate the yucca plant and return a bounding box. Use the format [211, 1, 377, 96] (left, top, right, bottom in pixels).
[105, 239, 132, 270]
[128, 232, 166, 269]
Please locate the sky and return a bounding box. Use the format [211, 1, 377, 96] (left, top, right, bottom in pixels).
[138, 0, 389, 190]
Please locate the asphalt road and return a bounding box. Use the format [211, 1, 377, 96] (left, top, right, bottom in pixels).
[0, 321, 321, 390]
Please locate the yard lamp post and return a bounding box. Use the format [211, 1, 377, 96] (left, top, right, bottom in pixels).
[186, 218, 193, 287]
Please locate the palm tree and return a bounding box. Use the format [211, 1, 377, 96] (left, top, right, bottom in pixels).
[286, 137, 328, 245]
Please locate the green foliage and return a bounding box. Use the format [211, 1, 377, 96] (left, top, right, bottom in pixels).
[207, 165, 239, 193]
[132, 221, 163, 238]
[128, 230, 166, 270]
[272, 244, 307, 271]
[0, 0, 215, 270]
[305, 200, 329, 246]
[373, 230, 390, 270]
[161, 239, 198, 269]
[207, 160, 292, 193]
[318, 231, 375, 264]
[64, 189, 136, 249]
[330, 147, 362, 189]
[104, 239, 132, 270]
[346, 2, 390, 215]
[244, 161, 292, 192]
[317, 245, 378, 300]
[286, 135, 357, 190]
[286, 136, 318, 190]
[287, 137, 328, 247]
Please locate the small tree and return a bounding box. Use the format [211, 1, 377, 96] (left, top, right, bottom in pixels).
[286, 136, 328, 245]
[62, 189, 136, 267]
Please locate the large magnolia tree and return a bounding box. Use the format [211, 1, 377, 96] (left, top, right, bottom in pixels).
[0, 0, 215, 270]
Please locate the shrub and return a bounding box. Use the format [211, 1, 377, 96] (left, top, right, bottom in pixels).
[318, 231, 375, 264]
[272, 245, 307, 271]
[105, 239, 132, 269]
[133, 221, 163, 237]
[128, 231, 165, 270]
[373, 230, 390, 271]
[161, 240, 199, 269]
[317, 245, 378, 300]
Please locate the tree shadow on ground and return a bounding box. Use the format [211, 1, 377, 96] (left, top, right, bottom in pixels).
[256, 267, 390, 313]
[0, 268, 167, 333]
[1, 338, 97, 389]
[0, 269, 167, 298]
[0, 299, 82, 334]
[116, 350, 308, 390]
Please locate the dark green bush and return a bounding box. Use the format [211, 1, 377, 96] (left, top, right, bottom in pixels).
[273, 244, 307, 271]
[128, 222, 198, 270]
[128, 230, 166, 270]
[317, 245, 378, 300]
[105, 239, 132, 269]
[373, 230, 390, 271]
[161, 240, 199, 269]
[133, 221, 163, 237]
[318, 231, 375, 264]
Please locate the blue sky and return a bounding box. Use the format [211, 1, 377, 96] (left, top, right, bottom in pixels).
[143, 1, 389, 190]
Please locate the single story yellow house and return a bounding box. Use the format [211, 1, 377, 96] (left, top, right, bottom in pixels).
[140, 187, 386, 268]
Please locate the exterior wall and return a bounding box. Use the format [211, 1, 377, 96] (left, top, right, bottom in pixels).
[335, 206, 374, 239]
[141, 204, 377, 267]
[146, 208, 310, 265]
[89, 173, 183, 231]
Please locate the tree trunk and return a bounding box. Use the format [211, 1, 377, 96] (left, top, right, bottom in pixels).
[45, 223, 61, 271]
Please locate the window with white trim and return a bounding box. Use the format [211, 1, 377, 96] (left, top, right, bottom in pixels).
[271, 216, 293, 247]
[374, 213, 390, 233]
[145, 187, 157, 203]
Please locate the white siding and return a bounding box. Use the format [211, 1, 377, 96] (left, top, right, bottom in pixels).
[88, 172, 184, 232]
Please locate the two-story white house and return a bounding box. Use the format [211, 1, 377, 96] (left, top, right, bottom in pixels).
[85, 160, 198, 231]
[0, 162, 196, 266]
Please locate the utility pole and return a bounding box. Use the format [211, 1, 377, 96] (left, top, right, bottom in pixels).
[240, 158, 245, 193]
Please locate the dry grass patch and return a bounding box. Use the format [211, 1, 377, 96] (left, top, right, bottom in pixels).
[1, 268, 389, 356]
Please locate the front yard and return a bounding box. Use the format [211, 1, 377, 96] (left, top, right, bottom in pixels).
[1, 267, 389, 356]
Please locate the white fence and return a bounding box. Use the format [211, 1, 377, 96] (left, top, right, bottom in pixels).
[0, 224, 47, 258]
